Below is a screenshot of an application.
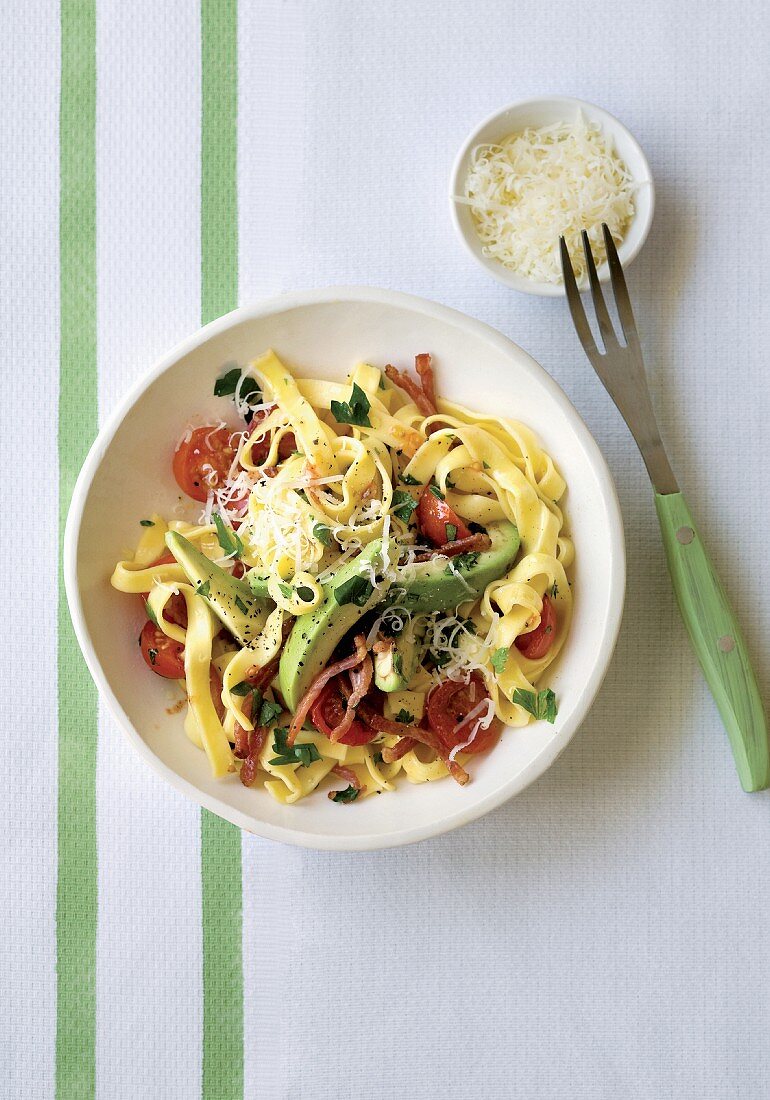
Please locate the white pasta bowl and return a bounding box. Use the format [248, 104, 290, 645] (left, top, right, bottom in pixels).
[449, 95, 655, 296]
[65, 287, 625, 850]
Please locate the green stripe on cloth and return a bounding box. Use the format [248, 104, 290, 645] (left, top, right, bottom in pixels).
[200, 2, 244, 1098]
[57, 1, 98, 1098]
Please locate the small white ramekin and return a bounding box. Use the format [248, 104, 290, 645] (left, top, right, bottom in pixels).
[449, 95, 655, 297]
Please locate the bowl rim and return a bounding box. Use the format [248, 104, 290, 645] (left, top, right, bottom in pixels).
[448, 94, 655, 297]
[64, 285, 626, 850]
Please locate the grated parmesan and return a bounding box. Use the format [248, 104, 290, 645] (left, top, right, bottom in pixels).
[457, 113, 639, 285]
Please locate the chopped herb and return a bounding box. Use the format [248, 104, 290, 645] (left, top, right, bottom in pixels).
[394, 709, 414, 725]
[291, 449, 303, 457]
[278, 583, 293, 599]
[512, 688, 558, 724]
[392, 652, 404, 679]
[145, 600, 159, 627]
[378, 374, 386, 390]
[330, 785, 360, 803]
[148, 648, 158, 665]
[482, 460, 490, 470]
[372, 751, 384, 766]
[550, 583, 559, 599]
[445, 476, 456, 489]
[258, 698, 283, 728]
[330, 382, 372, 427]
[212, 512, 243, 558]
[400, 472, 420, 486]
[445, 522, 457, 543]
[429, 484, 445, 500]
[444, 552, 479, 575]
[333, 574, 374, 607]
[296, 586, 315, 602]
[296, 489, 309, 504]
[391, 490, 418, 524]
[139, 519, 155, 527]
[313, 522, 332, 547]
[490, 647, 508, 674]
[231, 680, 255, 697]
[234, 595, 250, 615]
[196, 579, 211, 599]
[214, 367, 261, 405]
[268, 727, 321, 768]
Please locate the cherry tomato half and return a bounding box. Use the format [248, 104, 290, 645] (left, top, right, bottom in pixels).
[416, 487, 472, 547]
[310, 680, 374, 746]
[139, 620, 186, 679]
[248, 406, 297, 465]
[514, 595, 557, 660]
[426, 671, 500, 755]
[173, 425, 238, 502]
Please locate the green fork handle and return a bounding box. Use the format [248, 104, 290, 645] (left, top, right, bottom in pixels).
[655, 492, 769, 791]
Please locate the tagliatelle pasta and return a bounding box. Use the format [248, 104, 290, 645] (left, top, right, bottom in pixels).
[110, 350, 573, 805]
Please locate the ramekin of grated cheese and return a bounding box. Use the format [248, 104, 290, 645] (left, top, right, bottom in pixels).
[449, 96, 654, 297]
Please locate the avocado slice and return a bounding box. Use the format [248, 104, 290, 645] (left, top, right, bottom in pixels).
[165, 531, 270, 646]
[245, 570, 270, 600]
[373, 615, 426, 692]
[278, 539, 383, 711]
[392, 520, 520, 613]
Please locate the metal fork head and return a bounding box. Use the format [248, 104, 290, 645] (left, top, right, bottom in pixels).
[560, 223, 678, 494]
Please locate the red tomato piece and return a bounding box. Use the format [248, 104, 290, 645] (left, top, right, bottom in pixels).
[515, 595, 557, 660]
[139, 620, 185, 679]
[248, 406, 297, 464]
[310, 680, 374, 746]
[426, 671, 500, 755]
[173, 425, 238, 502]
[416, 487, 472, 547]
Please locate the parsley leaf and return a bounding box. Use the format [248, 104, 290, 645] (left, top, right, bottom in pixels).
[231, 680, 255, 697]
[490, 647, 508, 674]
[278, 582, 293, 598]
[258, 698, 283, 728]
[145, 600, 159, 627]
[550, 582, 559, 599]
[391, 490, 418, 524]
[334, 574, 374, 607]
[429, 484, 445, 500]
[214, 366, 261, 405]
[482, 460, 490, 470]
[212, 512, 243, 559]
[234, 595, 250, 615]
[372, 751, 384, 766]
[444, 552, 479, 575]
[313, 522, 332, 547]
[378, 374, 386, 390]
[147, 647, 158, 665]
[400, 472, 420, 486]
[330, 785, 360, 803]
[330, 382, 372, 427]
[512, 688, 558, 724]
[445, 522, 457, 543]
[268, 727, 321, 768]
[139, 519, 155, 527]
[394, 709, 414, 725]
[392, 652, 404, 679]
[196, 579, 211, 599]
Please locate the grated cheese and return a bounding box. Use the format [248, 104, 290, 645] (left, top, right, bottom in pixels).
[458, 112, 639, 285]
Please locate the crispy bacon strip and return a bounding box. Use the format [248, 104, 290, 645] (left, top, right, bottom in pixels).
[414, 353, 437, 410]
[385, 363, 437, 418]
[381, 737, 417, 763]
[327, 763, 365, 801]
[412, 532, 492, 562]
[239, 728, 267, 787]
[288, 634, 369, 745]
[326, 654, 373, 742]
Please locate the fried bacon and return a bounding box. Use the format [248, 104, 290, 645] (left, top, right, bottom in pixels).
[381, 737, 417, 763]
[288, 634, 369, 745]
[235, 692, 268, 787]
[414, 353, 437, 410]
[412, 531, 492, 562]
[385, 359, 437, 418]
[357, 703, 470, 785]
[326, 654, 373, 742]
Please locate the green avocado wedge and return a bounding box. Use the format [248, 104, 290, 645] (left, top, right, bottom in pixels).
[373, 615, 426, 692]
[391, 520, 520, 614]
[165, 531, 270, 646]
[278, 539, 383, 712]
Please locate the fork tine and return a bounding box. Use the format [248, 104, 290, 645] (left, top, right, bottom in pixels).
[559, 237, 600, 362]
[601, 223, 642, 356]
[581, 230, 617, 350]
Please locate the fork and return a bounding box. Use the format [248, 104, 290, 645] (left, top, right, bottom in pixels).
[560, 225, 769, 791]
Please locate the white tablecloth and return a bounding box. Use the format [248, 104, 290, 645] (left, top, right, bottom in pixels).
[3, 1, 770, 1097]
